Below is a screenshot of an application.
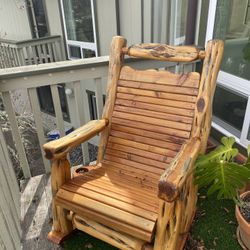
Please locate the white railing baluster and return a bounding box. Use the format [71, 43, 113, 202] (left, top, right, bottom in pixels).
[37, 45, 42, 64]
[52, 42, 60, 61]
[28, 88, 51, 173]
[94, 77, 103, 119]
[1, 91, 31, 178]
[17, 48, 25, 66]
[47, 43, 54, 62]
[31, 46, 38, 65]
[42, 44, 48, 63]
[26, 46, 33, 65]
[73, 81, 90, 164]
[50, 84, 65, 137]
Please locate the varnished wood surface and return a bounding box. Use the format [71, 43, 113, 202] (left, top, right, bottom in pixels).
[43, 119, 108, 160]
[57, 166, 159, 242]
[45, 37, 224, 250]
[123, 44, 205, 62]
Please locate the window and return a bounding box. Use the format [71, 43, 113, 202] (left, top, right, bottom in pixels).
[213, 85, 248, 137]
[26, 0, 49, 38]
[207, 0, 250, 147]
[171, 0, 189, 45]
[61, 0, 97, 59]
[86, 91, 105, 120]
[37, 84, 70, 121]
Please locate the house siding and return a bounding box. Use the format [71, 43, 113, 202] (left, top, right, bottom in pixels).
[0, 0, 32, 40]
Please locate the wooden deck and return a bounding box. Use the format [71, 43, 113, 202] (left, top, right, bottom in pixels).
[21, 174, 61, 250]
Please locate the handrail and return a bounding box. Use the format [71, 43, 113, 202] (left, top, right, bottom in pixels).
[0, 35, 61, 47]
[0, 35, 64, 68]
[0, 55, 194, 178]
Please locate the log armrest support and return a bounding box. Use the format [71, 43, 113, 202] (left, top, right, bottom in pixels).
[158, 138, 201, 202]
[43, 119, 109, 160]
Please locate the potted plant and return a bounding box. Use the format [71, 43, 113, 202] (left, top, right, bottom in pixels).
[194, 137, 250, 249]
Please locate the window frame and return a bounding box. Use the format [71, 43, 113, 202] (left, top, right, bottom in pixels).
[60, 0, 98, 59]
[206, 0, 250, 148]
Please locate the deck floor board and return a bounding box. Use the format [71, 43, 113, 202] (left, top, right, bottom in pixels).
[21, 174, 62, 250]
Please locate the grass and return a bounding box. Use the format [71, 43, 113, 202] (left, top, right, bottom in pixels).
[189, 188, 241, 250]
[62, 188, 241, 250]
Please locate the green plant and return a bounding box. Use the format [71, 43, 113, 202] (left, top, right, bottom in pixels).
[195, 137, 250, 204]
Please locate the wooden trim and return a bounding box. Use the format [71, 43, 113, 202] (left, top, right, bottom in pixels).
[191, 40, 224, 153]
[97, 36, 127, 163]
[122, 44, 205, 62]
[43, 119, 108, 160]
[158, 138, 201, 202]
[48, 158, 73, 244]
[73, 214, 145, 250]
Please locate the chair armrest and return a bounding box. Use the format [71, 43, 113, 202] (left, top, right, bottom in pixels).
[158, 138, 201, 202]
[43, 119, 108, 160]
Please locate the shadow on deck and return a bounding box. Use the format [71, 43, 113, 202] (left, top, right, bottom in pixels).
[21, 174, 61, 250]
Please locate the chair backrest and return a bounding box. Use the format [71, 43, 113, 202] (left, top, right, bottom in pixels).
[97, 36, 224, 177]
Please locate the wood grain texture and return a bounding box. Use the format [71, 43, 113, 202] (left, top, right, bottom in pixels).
[191, 40, 224, 153]
[97, 36, 127, 163]
[73, 215, 145, 250]
[120, 66, 200, 87]
[46, 37, 224, 250]
[158, 138, 201, 202]
[43, 119, 108, 160]
[123, 44, 205, 62]
[48, 158, 73, 244]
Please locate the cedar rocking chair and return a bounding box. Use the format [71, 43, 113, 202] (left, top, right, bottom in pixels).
[43, 36, 224, 250]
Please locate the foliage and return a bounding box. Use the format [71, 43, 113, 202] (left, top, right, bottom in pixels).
[195, 137, 250, 203]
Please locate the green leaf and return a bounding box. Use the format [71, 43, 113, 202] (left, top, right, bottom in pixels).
[196, 137, 238, 168]
[194, 137, 250, 202]
[195, 161, 250, 200]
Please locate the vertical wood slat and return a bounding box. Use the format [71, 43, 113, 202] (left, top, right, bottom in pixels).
[73, 81, 90, 164]
[0, 127, 21, 250]
[37, 45, 43, 64]
[13, 48, 20, 66]
[25, 46, 32, 65]
[47, 43, 54, 62]
[94, 78, 103, 119]
[28, 88, 51, 173]
[42, 44, 48, 63]
[50, 84, 65, 137]
[1, 91, 31, 178]
[0, 129, 20, 218]
[17, 48, 25, 66]
[31, 46, 38, 64]
[52, 42, 59, 61]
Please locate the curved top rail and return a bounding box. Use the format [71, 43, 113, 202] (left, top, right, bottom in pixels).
[122, 43, 205, 62]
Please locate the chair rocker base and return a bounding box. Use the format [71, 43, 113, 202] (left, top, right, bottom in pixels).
[47, 230, 74, 245]
[72, 214, 148, 250]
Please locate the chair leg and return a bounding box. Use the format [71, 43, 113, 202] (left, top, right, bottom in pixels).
[154, 175, 197, 250]
[48, 158, 73, 244]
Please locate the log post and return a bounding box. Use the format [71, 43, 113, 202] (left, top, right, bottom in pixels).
[191, 40, 224, 153]
[48, 157, 73, 244]
[97, 36, 127, 163]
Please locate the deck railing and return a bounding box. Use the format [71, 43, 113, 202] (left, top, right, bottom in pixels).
[0, 35, 63, 68]
[0, 56, 195, 178]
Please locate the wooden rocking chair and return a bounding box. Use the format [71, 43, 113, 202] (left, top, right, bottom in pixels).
[43, 36, 224, 250]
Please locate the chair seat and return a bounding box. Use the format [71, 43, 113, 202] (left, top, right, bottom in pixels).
[55, 164, 160, 242]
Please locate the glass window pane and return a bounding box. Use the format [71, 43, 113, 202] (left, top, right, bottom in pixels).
[214, 0, 250, 80]
[176, 0, 188, 40]
[82, 49, 95, 58]
[69, 45, 81, 58]
[213, 85, 248, 135]
[63, 0, 94, 43]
